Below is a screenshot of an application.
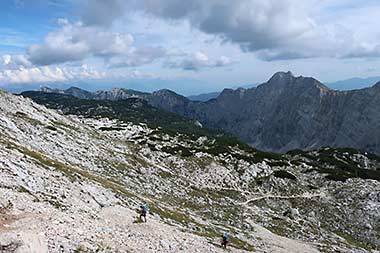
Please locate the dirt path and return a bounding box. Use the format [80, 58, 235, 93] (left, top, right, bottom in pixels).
[0, 212, 17, 231]
[0, 211, 48, 253]
[241, 192, 323, 205]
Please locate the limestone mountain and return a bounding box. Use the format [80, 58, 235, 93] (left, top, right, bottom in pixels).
[32, 71, 380, 155]
[140, 72, 380, 154]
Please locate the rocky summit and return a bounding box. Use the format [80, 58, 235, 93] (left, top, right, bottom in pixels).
[0, 89, 380, 252]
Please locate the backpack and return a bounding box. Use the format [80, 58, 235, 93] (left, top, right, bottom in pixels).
[142, 204, 148, 212]
[223, 233, 229, 241]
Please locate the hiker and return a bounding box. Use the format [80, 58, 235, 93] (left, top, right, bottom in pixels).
[221, 233, 229, 249]
[140, 204, 148, 222]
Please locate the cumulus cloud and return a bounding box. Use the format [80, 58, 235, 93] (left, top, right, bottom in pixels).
[108, 47, 167, 68]
[135, 1, 315, 54]
[0, 65, 105, 85]
[1, 54, 31, 69]
[26, 18, 185, 68]
[165, 52, 232, 71]
[107, 0, 380, 61]
[28, 19, 134, 66]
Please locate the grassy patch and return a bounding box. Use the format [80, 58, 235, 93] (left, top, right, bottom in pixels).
[52, 120, 80, 131]
[99, 126, 125, 131]
[158, 171, 172, 179]
[273, 170, 297, 180]
[335, 231, 373, 251]
[14, 111, 43, 126]
[46, 125, 58, 131]
[161, 145, 193, 157]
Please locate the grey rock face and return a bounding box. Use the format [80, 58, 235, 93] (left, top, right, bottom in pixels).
[146, 72, 380, 154]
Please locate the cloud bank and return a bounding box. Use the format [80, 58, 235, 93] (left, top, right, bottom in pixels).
[0, 65, 105, 85]
[2, 0, 380, 87]
[121, 0, 380, 61]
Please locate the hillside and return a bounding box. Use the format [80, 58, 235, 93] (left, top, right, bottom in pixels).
[21, 91, 214, 137]
[1, 90, 380, 252]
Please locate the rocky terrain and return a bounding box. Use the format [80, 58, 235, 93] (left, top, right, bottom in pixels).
[0, 90, 380, 252]
[37, 71, 380, 155]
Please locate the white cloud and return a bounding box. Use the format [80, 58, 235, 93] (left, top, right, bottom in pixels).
[28, 20, 134, 66]
[0, 65, 105, 85]
[108, 46, 167, 68]
[216, 56, 232, 67]
[165, 52, 232, 71]
[1, 54, 31, 69]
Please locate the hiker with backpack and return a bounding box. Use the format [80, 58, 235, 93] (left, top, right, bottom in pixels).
[140, 204, 149, 222]
[221, 233, 229, 249]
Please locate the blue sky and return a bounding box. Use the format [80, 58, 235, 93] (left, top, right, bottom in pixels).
[1, 0, 380, 95]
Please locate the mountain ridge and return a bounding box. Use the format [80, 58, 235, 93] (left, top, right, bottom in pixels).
[28, 71, 380, 154]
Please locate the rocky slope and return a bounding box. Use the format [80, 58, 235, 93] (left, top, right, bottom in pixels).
[36, 72, 380, 154]
[1, 90, 380, 252]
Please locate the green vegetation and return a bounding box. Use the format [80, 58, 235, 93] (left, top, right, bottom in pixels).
[14, 111, 43, 126]
[161, 145, 193, 157]
[289, 148, 380, 182]
[21, 91, 223, 138]
[335, 231, 373, 251]
[273, 170, 297, 180]
[46, 125, 58, 131]
[98, 126, 124, 131]
[52, 120, 80, 132]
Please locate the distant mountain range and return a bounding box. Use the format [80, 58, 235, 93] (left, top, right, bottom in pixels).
[23, 71, 380, 154]
[327, 76, 380, 91]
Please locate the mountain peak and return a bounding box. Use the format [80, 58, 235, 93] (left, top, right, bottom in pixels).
[66, 86, 86, 92]
[154, 89, 182, 97]
[264, 71, 331, 92]
[266, 71, 297, 86]
[264, 71, 297, 89]
[269, 71, 295, 81]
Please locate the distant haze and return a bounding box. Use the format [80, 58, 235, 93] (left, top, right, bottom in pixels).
[6, 74, 380, 98]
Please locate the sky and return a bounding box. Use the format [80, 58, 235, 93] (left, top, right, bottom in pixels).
[1, 0, 380, 95]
